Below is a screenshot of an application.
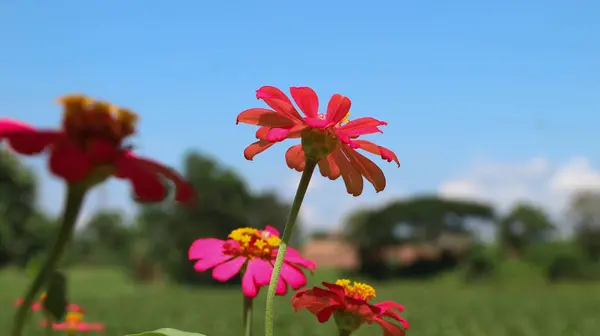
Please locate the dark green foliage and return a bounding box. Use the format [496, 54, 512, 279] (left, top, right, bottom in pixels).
[498, 203, 555, 257]
[43, 270, 68, 321]
[463, 245, 497, 282]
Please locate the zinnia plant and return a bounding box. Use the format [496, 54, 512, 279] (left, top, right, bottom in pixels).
[189, 225, 316, 335]
[237, 85, 399, 336]
[41, 309, 105, 335]
[292, 280, 409, 336]
[3, 95, 194, 336]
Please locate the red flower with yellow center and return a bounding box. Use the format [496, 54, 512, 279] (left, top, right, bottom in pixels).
[42, 309, 104, 335]
[0, 94, 193, 204]
[189, 225, 316, 297]
[292, 279, 409, 336]
[237, 86, 399, 196]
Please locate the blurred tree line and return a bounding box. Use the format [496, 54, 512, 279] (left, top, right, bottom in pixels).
[2, 147, 600, 285]
[0, 149, 299, 285]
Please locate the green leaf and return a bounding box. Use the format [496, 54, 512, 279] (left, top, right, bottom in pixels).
[126, 328, 207, 336]
[42, 270, 68, 321]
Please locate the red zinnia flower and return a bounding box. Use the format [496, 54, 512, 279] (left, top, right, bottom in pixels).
[0, 94, 193, 204]
[292, 280, 409, 336]
[236, 86, 399, 196]
[41, 309, 104, 335]
[188, 225, 316, 297]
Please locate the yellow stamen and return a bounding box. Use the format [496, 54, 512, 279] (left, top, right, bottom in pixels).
[66, 311, 84, 324]
[335, 279, 376, 301]
[341, 112, 350, 123]
[39, 292, 47, 301]
[58, 94, 138, 145]
[228, 227, 281, 259]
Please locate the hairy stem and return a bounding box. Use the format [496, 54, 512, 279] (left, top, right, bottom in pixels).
[264, 159, 317, 336]
[11, 185, 87, 336]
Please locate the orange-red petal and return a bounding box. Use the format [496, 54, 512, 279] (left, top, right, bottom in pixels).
[285, 145, 306, 172]
[331, 148, 364, 196]
[341, 144, 386, 193]
[338, 117, 387, 137]
[289, 87, 319, 118]
[236, 108, 296, 127]
[353, 140, 400, 167]
[318, 154, 341, 180]
[256, 86, 303, 121]
[244, 139, 275, 160]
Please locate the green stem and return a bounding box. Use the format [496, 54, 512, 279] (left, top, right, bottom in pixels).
[264, 159, 317, 336]
[11, 185, 88, 336]
[243, 296, 253, 336]
[44, 312, 53, 336]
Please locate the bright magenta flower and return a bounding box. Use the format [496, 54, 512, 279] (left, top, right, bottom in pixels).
[292, 280, 409, 336]
[0, 94, 193, 204]
[42, 310, 104, 335]
[188, 225, 316, 297]
[236, 86, 399, 196]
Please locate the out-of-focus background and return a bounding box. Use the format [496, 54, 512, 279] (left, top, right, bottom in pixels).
[1, 1, 600, 335]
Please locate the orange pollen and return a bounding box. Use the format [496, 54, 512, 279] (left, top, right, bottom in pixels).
[225, 227, 281, 259]
[335, 279, 376, 301]
[58, 94, 138, 145]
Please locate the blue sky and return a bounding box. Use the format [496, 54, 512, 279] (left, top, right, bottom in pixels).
[1, 1, 599, 232]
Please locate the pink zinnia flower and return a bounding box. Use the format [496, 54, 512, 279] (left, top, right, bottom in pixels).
[41, 310, 104, 335]
[188, 225, 316, 297]
[237, 86, 399, 196]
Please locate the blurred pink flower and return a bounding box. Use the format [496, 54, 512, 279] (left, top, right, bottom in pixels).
[189, 225, 316, 297]
[14, 292, 82, 313]
[41, 310, 104, 334]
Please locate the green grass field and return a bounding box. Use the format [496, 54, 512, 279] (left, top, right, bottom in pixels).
[1, 267, 600, 336]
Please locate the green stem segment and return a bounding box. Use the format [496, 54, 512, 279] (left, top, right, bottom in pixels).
[243, 296, 254, 336]
[337, 330, 352, 336]
[11, 185, 88, 336]
[264, 159, 317, 336]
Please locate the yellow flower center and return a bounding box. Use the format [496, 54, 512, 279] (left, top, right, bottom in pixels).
[59, 94, 138, 146]
[40, 292, 47, 301]
[335, 279, 376, 301]
[226, 227, 281, 259]
[66, 311, 84, 324]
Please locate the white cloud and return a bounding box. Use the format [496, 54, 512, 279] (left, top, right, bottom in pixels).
[438, 156, 600, 216]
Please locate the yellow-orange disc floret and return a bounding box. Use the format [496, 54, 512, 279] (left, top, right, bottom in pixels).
[335, 279, 376, 302]
[227, 227, 281, 259]
[59, 94, 138, 146]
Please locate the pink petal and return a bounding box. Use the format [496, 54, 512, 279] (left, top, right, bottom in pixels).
[266, 127, 292, 142]
[247, 259, 273, 287]
[193, 254, 233, 272]
[48, 141, 92, 183]
[212, 256, 246, 282]
[188, 238, 225, 260]
[284, 255, 317, 271]
[264, 225, 280, 237]
[289, 87, 319, 118]
[255, 86, 304, 121]
[281, 263, 307, 290]
[325, 94, 352, 125]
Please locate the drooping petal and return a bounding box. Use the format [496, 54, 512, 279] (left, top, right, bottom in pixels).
[6, 130, 61, 155]
[289, 87, 319, 118]
[325, 94, 352, 125]
[264, 225, 280, 237]
[285, 144, 306, 172]
[353, 140, 400, 167]
[247, 258, 273, 287]
[212, 256, 246, 281]
[291, 288, 339, 316]
[316, 305, 338, 323]
[48, 141, 93, 183]
[256, 86, 303, 121]
[116, 153, 195, 205]
[331, 148, 364, 196]
[188, 238, 225, 260]
[376, 318, 406, 336]
[193, 254, 233, 272]
[280, 263, 307, 289]
[244, 140, 275, 160]
[236, 108, 296, 127]
[318, 154, 341, 180]
[341, 144, 386, 193]
[115, 156, 168, 203]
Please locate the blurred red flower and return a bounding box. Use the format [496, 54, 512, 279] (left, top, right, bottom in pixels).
[0, 95, 193, 204]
